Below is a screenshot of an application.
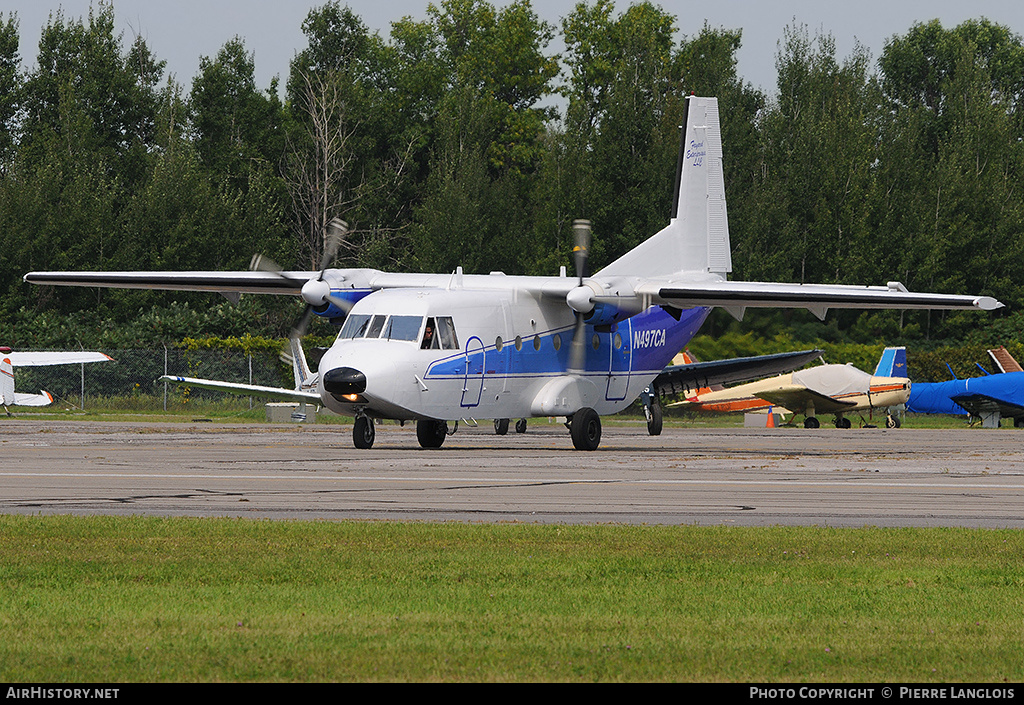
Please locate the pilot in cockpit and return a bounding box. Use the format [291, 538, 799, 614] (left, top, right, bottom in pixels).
[421, 319, 435, 349]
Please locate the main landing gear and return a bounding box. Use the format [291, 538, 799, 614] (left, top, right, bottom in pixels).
[493, 418, 529, 435]
[568, 407, 602, 451]
[351, 416, 450, 449]
[416, 419, 448, 448]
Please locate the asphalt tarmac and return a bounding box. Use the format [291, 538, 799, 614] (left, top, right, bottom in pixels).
[2, 418, 1023, 528]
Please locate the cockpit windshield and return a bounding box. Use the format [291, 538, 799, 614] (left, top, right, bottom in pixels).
[338, 313, 423, 342]
[339, 313, 459, 349]
[382, 315, 422, 341]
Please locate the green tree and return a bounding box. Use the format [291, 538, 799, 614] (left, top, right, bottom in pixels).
[190, 37, 285, 188]
[742, 24, 877, 286]
[0, 13, 21, 174]
[408, 0, 558, 275]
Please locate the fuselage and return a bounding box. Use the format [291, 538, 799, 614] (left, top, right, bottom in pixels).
[317, 287, 710, 422]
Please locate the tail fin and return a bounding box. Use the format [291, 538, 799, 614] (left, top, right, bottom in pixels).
[283, 337, 316, 391]
[988, 346, 1022, 374]
[873, 347, 908, 377]
[597, 95, 731, 278]
[0, 356, 13, 406]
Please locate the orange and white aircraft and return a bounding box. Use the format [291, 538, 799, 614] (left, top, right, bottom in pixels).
[0, 347, 112, 412]
[674, 347, 910, 428]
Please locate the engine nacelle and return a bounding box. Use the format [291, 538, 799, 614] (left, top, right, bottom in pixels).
[312, 289, 372, 324]
[583, 300, 645, 326]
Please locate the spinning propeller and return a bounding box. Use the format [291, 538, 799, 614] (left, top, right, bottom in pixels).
[566, 219, 594, 374]
[250, 218, 351, 337]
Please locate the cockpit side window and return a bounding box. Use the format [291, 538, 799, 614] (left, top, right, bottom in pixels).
[422, 317, 439, 349]
[436, 316, 459, 350]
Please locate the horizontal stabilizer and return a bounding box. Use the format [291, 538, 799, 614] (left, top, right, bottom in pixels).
[6, 351, 112, 367]
[160, 375, 320, 403]
[13, 391, 54, 406]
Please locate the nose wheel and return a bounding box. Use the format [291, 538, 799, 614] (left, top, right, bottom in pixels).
[353, 416, 375, 449]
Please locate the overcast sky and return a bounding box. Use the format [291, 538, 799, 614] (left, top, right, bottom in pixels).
[6, 0, 1024, 98]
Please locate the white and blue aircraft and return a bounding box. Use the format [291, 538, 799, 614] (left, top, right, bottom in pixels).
[24, 96, 1002, 450]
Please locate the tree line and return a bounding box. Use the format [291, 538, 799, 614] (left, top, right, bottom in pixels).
[0, 0, 1022, 350]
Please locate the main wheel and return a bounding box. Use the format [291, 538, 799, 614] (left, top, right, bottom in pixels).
[804, 417, 820, 429]
[515, 418, 527, 434]
[647, 400, 663, 436]
[416, 419, 447, 448]
[494, 418, 510, 435]
[570, 407, 602, 451]
[886, 414, 901, 429]
[353, 416, 375, 449]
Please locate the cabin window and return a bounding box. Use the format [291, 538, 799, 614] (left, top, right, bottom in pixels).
[552, 334, 561, 351]
[382, 315, 422, 342]
[533, 335, 541, 351]
[514, 335, 523, 351]
[436, 316, 459, 350]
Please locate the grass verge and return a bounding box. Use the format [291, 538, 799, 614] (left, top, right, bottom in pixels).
[1, 516, 1021, 682]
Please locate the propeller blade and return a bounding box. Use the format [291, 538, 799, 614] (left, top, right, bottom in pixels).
[319, 218, 348, 273]
[571, 219, 591, 283]
[567, 219, 592, 374]
[568, 311, 588, 374]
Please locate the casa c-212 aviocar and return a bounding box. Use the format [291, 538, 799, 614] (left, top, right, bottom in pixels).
[24, 96, 1003, 450]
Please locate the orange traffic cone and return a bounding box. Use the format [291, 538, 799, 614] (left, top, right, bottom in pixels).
[766, 405, 775, 428]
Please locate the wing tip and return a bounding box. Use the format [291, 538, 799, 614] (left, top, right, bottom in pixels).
[976, 296, 1005, 311]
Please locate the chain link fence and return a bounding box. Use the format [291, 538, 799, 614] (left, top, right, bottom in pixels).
[12, 348, 298, 411]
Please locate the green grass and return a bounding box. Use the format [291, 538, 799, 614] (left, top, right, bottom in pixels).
[1, 516, 1022, 682]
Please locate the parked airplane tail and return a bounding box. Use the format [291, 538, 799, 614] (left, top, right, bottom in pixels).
[873, 347, 908, 378]
[597, 95, 731, 279]
[988, 346, 1023, 374]
[283, 337, 316, 390]
[0, 356, 13, 406]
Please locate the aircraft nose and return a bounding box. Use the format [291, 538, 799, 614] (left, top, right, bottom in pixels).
[323, 367, 367, 395]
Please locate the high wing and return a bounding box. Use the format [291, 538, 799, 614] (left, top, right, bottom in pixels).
[651, 349, 822, 398]
[643, 280, 1002, 320]
[5, 351, 113, 366]
[159, 375, 320, 403]
[756, 386, 858, 415]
